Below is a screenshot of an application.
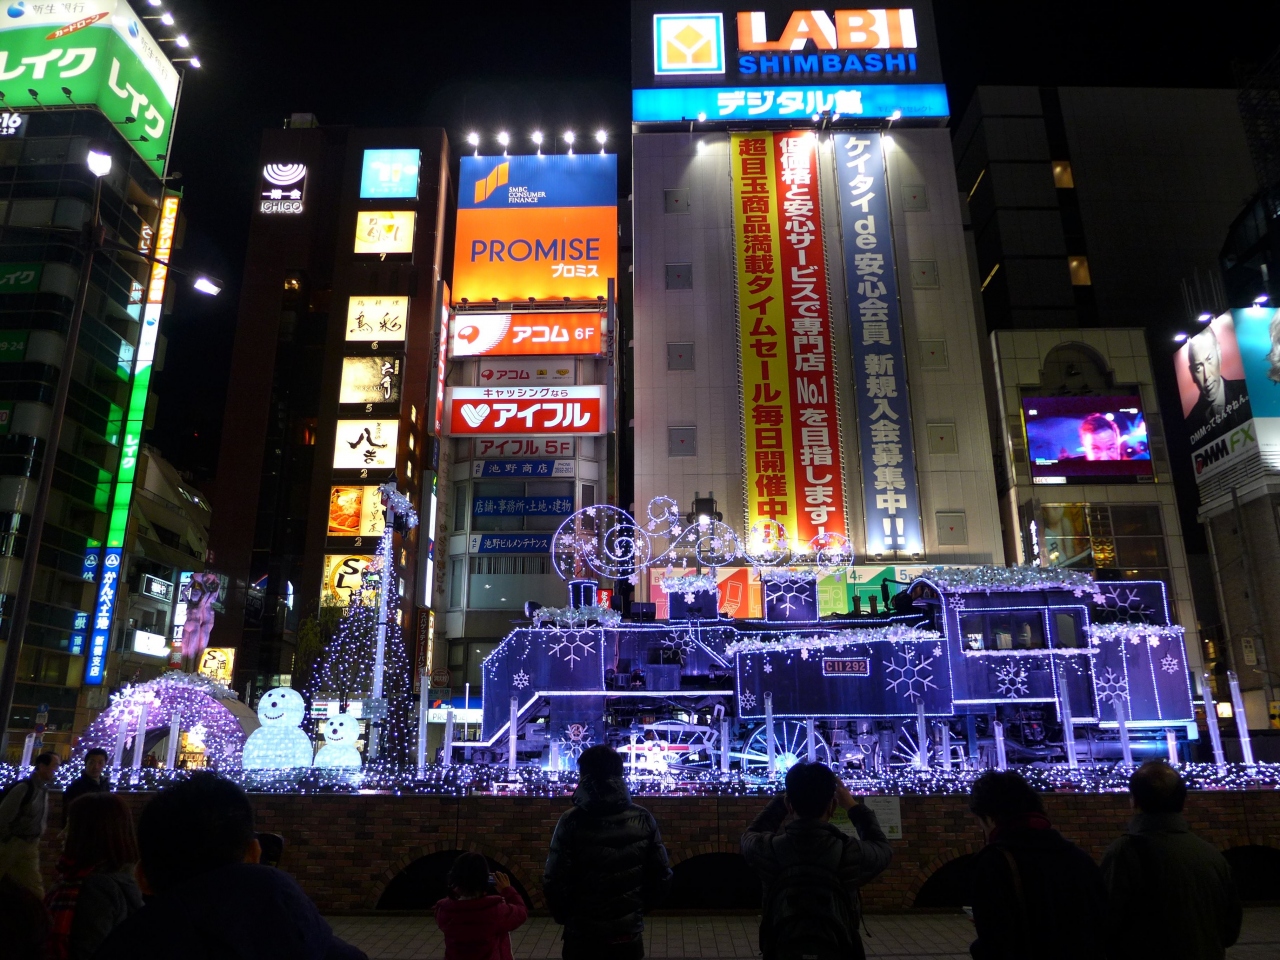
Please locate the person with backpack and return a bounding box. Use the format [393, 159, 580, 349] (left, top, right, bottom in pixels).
[45, 792, 142, 960]
[544, 744, 672, 959]
[741, 761, 892, 960]
[434, 852, 528, 960]
[1102, 760, 1241, 960]
[967, 770, 1107, 960]
[0, 751, 60, 896]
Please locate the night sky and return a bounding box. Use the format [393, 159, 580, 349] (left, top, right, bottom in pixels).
[152, 1, 1280, 486]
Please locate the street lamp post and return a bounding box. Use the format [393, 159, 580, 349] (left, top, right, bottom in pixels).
[0, 148, 110, 754]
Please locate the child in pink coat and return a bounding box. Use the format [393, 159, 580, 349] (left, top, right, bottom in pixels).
[434, 853, 527, 960]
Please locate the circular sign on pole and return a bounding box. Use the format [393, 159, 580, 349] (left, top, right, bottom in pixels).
[430, 667, 451, 688]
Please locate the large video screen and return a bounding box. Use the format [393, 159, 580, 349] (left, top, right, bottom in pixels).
[1022, 396, 1152, 483]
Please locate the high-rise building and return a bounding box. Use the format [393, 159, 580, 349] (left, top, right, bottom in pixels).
[953, 86, 1259, 707]
[0, 3, 193, 759]
[628, 1, 1003, 614]
[208, 118, 452, 707]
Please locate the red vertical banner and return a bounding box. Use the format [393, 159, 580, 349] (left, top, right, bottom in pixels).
[773, 132, 846, 545]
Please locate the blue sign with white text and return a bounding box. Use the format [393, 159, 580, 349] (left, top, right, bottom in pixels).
[360, 149, 421, 200]
[833, 132, 923, 557]
[633, 83, 948, 123]
[475, 459, 574, 478]
[84, 547, 122, 684]
[472, 496, 574, 517]
[473, 534, 554, 554]
[459, 154, 617, 210]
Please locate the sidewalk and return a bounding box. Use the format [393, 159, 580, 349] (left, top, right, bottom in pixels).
[329, 906, 1280, 959]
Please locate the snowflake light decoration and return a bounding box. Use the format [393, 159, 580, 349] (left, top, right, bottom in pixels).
[1094, 585, 1160, 624]
[512, 670, 530, 690]
[547, 631, 596, 668]
[763, 660, 773, 674]
[1095, 668, 1129, 705]
[739, 690, 757, 710]
[660, 633, 696, 662]
[995, 662, 1030, 698]
[1161, 654, 1179, 675]
[883, 650, 937, 702]
[555, 722, 593, 760]
[764, 576, 811, 615]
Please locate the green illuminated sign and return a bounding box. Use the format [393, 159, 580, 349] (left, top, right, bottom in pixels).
[0, 2, 179, 176]
[0, 329, 27, 359]
[0, 262, 41, 292]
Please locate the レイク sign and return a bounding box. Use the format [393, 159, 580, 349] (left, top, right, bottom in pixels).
[446, 386, 606, 436]
[833, 132, 923, 556]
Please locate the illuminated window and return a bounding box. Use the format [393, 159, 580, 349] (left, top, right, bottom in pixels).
[406, 461, 413, 478]
[1052, 161, 1074, 188]
[410, 405, 417, 423]
[1068, 256, 1092, 286]
[283, 276, 301, 291]
[299, 418, 317, 445]
[408, 434, 415, 451]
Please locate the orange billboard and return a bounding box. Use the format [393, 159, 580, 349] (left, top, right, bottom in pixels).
[453, 154, 617, 303]
[449, 312, 604, 358]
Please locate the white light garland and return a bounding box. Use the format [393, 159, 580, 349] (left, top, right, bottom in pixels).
[920, 565, 1096, 593]
[530, 603, 621, 629]
[725, 625, 941, 657]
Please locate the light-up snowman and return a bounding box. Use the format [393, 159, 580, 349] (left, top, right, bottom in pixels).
[241, 687, 314, 769]
[312, 712, 363, 769]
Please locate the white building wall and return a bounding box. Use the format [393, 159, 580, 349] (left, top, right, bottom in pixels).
[631, 128, 1003, 566]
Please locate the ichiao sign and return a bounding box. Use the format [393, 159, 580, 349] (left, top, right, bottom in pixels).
[260, 163, 307, 214]
[729, 131, 847, 545]
[453, 154, 617, 302]
[447, 386, 606, 436]
[633, 3, 947, 122]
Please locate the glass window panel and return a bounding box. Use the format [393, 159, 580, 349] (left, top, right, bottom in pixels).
[1115, 536, 1167, 568]
[1108, 505, 1163, 537]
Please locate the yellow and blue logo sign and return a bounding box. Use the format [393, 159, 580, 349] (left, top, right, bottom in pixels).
[474, 161, 509, 204]
[653, 13, 724, 75]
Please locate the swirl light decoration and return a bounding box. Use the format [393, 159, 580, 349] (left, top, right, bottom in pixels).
[262, 163, 307, 186]
[551, 504, 651, 581]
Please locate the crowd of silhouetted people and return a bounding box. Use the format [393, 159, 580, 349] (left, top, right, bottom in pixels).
[0, 744, 1244, 960]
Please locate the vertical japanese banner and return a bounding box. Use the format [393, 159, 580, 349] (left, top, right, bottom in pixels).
[832, 133, 924, 556]
[732, 133, 797, 536]
[773, 131, 846, 545]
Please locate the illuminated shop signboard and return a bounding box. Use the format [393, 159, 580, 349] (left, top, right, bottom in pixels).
[360, 148, 421, 199]
[0, 0, 178, 174]
[354, 210, 416, 254]
[321, 554, 373, 606]
[345, 295, 408, 342]
[449, 312, 604, 358]
[259, 163, 307, 214]
[453, 154, 617, 302]
[446, 385, 607, 436]
[339, 356, 401, 405]
[332, 419, 399, 471]
[632, 3, 947, 122]
[327, 486, 386, 538]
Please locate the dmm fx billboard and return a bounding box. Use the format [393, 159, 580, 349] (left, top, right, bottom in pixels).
[453, 154, 617, 302]
[832, 132, 923, 556]
[632, 3, 947, 123]
[730, 131, 847, 547]
[0, 0, 178, 175]
[1178, 307, 1280, 483]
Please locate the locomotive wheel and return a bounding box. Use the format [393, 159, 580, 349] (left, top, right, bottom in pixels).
[740, 720, 832, 776]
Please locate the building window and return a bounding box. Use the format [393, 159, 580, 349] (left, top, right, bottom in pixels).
[453, 482, 468, 531]
[663, 188, 690, 214]
[1068, 256, 1092, 286]
[448, 557, 466, 609]
[668, 426, 697, 457]
[665, 263, 693, 290]
[667, 342, 695, 370]
[1051, 161, 1075, 188]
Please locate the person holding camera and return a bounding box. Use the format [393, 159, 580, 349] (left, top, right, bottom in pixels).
[435, 852, 528, 960]
[742, 762, 892, 960]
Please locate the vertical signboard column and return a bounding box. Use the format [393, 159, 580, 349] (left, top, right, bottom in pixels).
[85, 194, 180, 684]
[731, 131, 848, 548]
[831, 132, 923, 557]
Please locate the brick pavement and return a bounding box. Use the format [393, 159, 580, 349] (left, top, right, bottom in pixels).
[328, 907, 1280, 959]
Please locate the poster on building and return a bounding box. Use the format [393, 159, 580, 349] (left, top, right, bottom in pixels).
[328, 486, 386, 538]
[730, 131, 846, 546]
[346, 296, 408, 343]
[321, 554, 373, 606]
[339, 356, 401, 404]
[450, 312, 604, 358]
[354, 210, 416, 254]
[453, 154, 617, 302]
[832, 131, 923, 556]
[1174, 314, 1256, 483]
[479, 358, 575, 384]
[1228, 306, 1280, 472]
[333, 420, 399, 470]
[446, 386, 606, 435]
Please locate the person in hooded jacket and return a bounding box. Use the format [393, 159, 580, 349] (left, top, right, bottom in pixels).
[544, 744, 672, 960]
[45, 792, 143, 960]
[967, 770, 1107, 960]
[434, 852, 527, 960]
[91, 772, 366, 960]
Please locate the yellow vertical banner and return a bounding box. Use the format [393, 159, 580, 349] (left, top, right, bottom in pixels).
[731, 132, 798, 537]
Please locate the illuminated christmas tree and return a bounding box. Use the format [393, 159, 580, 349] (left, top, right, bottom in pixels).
[305, 550, 414, 765]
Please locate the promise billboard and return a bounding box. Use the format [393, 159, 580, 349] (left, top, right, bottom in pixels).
[453, 154, 617, 302]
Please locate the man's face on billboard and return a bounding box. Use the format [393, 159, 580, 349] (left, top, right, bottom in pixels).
[1081, 427, 1120, 461]
[1189, 334, 1222, 404]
